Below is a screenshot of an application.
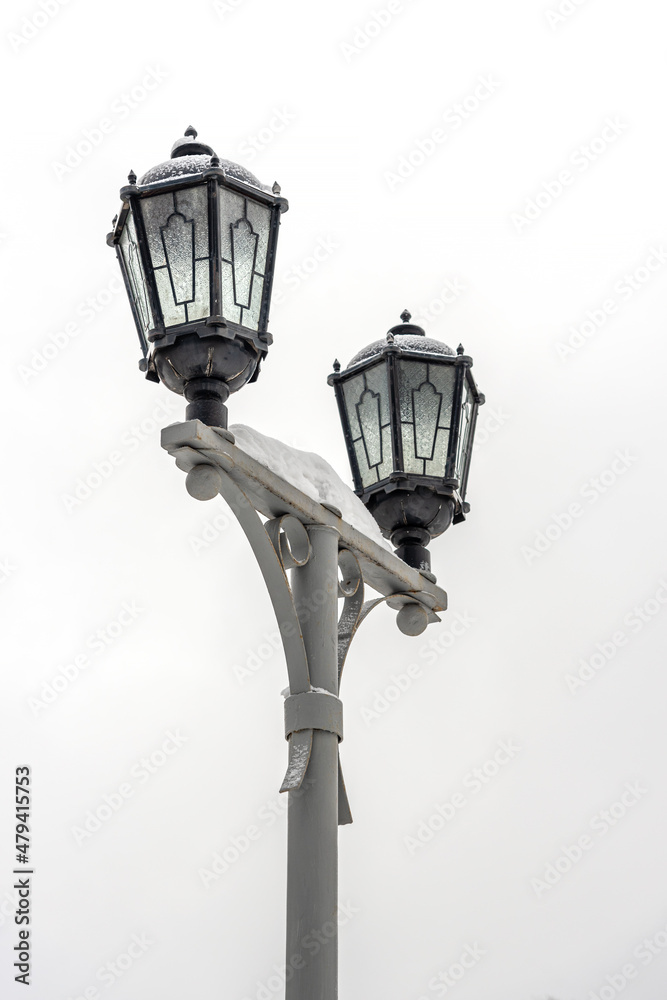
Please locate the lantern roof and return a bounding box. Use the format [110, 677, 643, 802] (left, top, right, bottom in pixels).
[347, 310, 456, 367]
[138, 126, 273, 193]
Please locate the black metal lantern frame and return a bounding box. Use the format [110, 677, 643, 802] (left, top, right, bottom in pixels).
[107, 129, 288, 426]
[328, 321, 484, 571]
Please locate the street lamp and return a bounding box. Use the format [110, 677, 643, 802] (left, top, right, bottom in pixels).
[328, 310, 485, 572]
[106, 126, 288, 428]
[109, 132, 484, 1000]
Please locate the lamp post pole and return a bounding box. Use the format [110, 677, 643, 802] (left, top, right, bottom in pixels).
[286, 525, 340, 998]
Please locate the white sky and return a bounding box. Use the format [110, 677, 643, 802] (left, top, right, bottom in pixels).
[2, 1, 667, 998]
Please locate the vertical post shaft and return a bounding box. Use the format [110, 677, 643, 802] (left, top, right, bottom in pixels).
[286, 524, 339, 1000]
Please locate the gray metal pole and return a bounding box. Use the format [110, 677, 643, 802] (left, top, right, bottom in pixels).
[286, 524, 339, 1000]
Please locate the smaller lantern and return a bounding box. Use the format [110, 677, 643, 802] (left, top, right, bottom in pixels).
[328, 311, 484, 573]
[107, 127, 288, 428]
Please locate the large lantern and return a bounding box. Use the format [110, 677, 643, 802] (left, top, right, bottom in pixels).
[328, 311, 485, 572]
[107, 127, 288, 428]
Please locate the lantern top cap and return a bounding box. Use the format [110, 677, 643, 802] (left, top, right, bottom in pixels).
[345, 311, 455, 368]
[138, 126, 272, 193]
[171, 125, 216, 158]
[388, 308, 426, 338]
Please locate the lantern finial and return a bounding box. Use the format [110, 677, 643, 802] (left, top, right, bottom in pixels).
[333, 359, 341, 372]
[387, 310, 425, 339]
[170, 127, 216, 159]
[127, 169, 136, 185]
[457, 343, 464, 355]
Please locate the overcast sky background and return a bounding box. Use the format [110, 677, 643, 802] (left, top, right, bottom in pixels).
[2, 1, 667, 998]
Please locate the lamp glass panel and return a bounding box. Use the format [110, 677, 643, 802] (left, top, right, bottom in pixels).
[455, 380, 474, 482]
[219, 189, 271, 330]
[342, 364, 393, 489]
[246, 200, 271, 276]
[219, 189, 246, 260]
[119, 210, 153, 337]
[140, 184, 210, 327]
[220, 261, 242, 323]
[243, 273, 264, 330]
[397, 359, 456, 476]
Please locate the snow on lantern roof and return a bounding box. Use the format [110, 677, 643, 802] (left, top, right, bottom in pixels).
[346, 311, 455, 368]
[138, 125, 272, 192]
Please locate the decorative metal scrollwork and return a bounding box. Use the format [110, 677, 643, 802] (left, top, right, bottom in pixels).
[336, 547, 438, 682]
[265, 515, 311, 570]
[182, 463, 438, 827]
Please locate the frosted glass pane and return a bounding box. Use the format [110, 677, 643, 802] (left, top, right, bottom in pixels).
[246, 200, 271, 276]
[356, 387, 383, 467]
[397, 361, 427, 421]
[456, 388, 473, 479]
[174, 185, 209, 259]
[412, 381, 442, 459]
[155, 268, 186, 327]
[119, 211, 152, 335]
[378, 424, 394, 482]
[428, 365, 456, 428]
[161, 212, 195, 304]
[398, 359, 455, 473]
[230, 219, 258, 308]
[424, 428, 449, 477]
[187, 259, 210, 322]
[342, 374, 365, 440]
[353, 439, 379, 489]
[141, 185, 211, 324]
[242, 272, 264, 331]
[140, 192, 173, 268]
[342, 365, 394, 487]
[219, 190, 246, 260]
[220, 260, 241, 323]
[401, 423, 424, 475]
[364, 363, 390, 424]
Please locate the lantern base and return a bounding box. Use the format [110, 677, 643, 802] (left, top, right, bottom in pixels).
[391, 526, 432, 573]
[184, 377, 229, 429]
[394, 540, 432, 573]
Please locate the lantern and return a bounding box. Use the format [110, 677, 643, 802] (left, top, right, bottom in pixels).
[328, 311, 484, 572]
[107, 127, 288, 427]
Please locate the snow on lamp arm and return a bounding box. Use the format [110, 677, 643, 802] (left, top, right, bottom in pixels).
[329, 310, 485, 573]
[107, 127, 288, 429]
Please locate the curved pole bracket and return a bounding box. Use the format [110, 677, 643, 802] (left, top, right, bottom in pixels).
[162, 422, 449, 826]
[185, 463, 320, 795]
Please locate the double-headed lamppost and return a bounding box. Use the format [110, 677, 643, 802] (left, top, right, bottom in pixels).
[108, 129, 484, 1000]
